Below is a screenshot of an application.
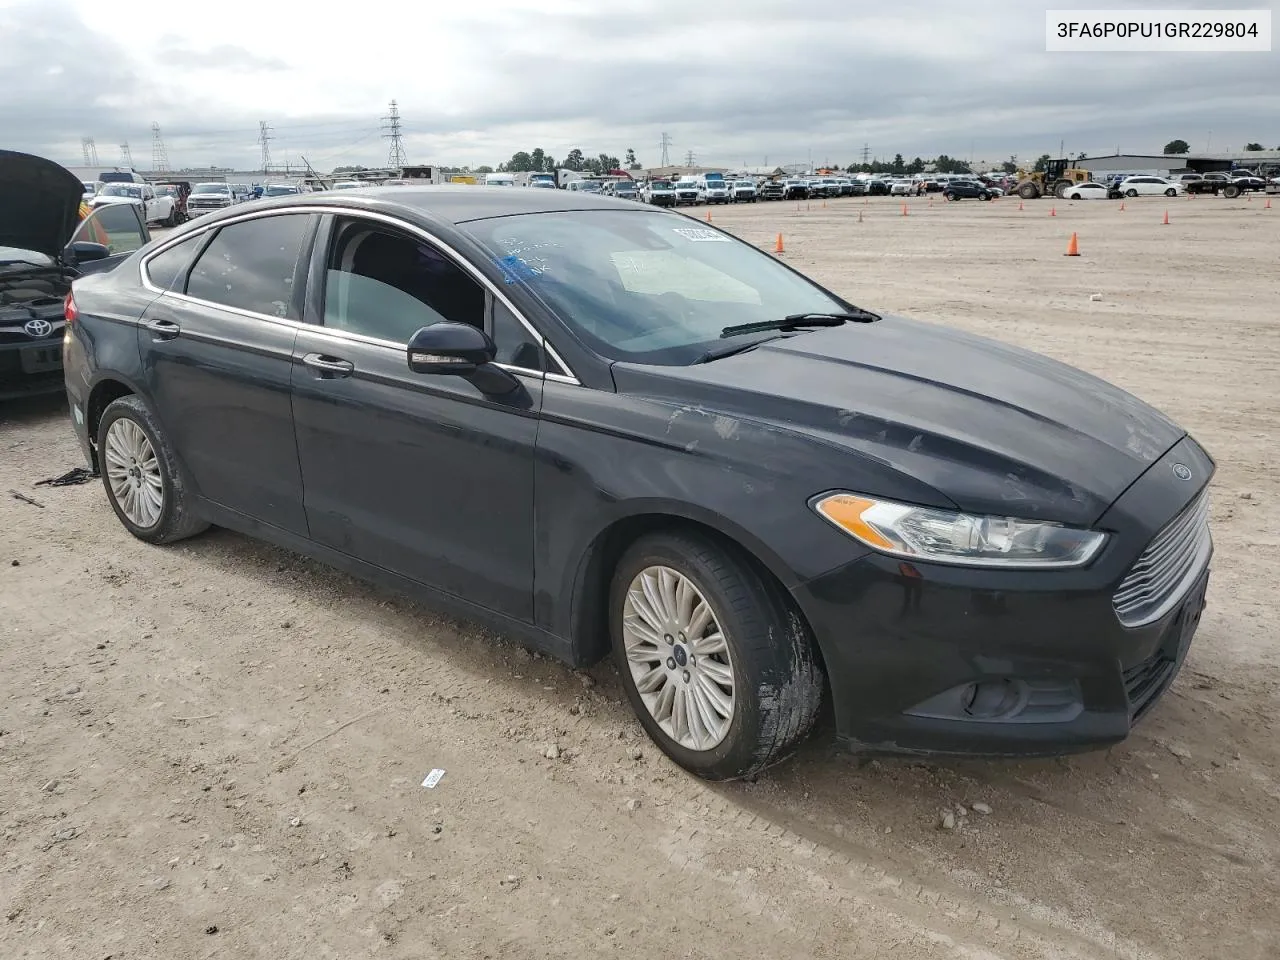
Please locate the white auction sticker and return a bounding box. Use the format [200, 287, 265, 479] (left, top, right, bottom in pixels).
[672, 227, 730, 242]
[1046, 9, 1271, 51]
[421, 769, 445, 789]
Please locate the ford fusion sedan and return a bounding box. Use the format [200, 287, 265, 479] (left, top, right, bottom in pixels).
[64, 187, 1213, 780]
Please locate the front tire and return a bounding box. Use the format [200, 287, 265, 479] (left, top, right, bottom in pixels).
[97, 395, 209, 544]
[610, 531, 824, 781]
[1165, 188, 1177, 197]
[1126, 189, 1139, 198]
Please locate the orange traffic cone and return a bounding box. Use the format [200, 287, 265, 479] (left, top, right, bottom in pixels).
[1119, 200, 1125, 211]
[901, 203, 908, 216]
[858, 209, 863, 222]
[705, 210, 712, 222]
[822, 200, 827, 208]
[1018, 199, 1024, 211]
[1163, 210, 1170, 225]
[1266, 198, 1273, 209]
[1050, 206, 1057, 217]
[1065, 232, 1080, 256]
[774, 233, 784, 253]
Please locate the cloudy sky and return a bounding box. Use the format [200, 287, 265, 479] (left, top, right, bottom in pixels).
[1, 0, 1275, 172]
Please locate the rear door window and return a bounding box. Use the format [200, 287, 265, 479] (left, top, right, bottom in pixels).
[145, 236, 204, 291]
[185, 214, 314, 318]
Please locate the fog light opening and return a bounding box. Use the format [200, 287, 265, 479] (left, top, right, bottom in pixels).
[961, 680, 1023, 720]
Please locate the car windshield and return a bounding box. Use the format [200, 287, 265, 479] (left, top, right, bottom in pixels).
[676, 182, 697, 190]
[192, 184, 228, 194]
[100, 184, 142, 198]
[650, 182, 672, 190]
[467, 209, 850, 365]
[263, 185, 298, 196]
[575, 181, 602, 192]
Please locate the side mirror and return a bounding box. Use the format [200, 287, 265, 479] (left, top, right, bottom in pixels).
[65, 241, 110, 265]
[406, 322, 519, 396]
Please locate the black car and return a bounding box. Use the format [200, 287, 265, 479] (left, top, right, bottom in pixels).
[1, 150, 150, 400]
[64, 187, 1213, 781]
[864, 179, 891, 196]
[782, 179, 809, 200]
[943, 180, 994, 201]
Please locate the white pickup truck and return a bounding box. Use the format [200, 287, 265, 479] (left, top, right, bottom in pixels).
[89, 182, 177, 226]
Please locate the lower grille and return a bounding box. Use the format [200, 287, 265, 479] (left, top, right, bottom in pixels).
[1113, 491, 1211, 627]
[1123, 653, 1176, 720]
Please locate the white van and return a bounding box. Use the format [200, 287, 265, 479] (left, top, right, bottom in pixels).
[483, 173, 516, 187]
[697, 177, 732, 204]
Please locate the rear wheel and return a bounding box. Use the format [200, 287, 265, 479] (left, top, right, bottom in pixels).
[1126, 189, 1139, 198]
[610, 531, 824, 781]
[98, 395, 209, 544]
[1165, 188, 1177, 197]
[1224, 184, 1241, 198]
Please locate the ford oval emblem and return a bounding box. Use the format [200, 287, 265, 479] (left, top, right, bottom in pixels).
[1172, 463, 1192, 481]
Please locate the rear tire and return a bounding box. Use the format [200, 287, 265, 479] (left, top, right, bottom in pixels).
[1126, 189, 1139, 198]
[97, 395, 209, 545]
[610, 531, 824, 781]
[1165, 188, 1177, 197]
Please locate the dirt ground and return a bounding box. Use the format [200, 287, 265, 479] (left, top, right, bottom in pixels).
[2, 192, 1277, 960]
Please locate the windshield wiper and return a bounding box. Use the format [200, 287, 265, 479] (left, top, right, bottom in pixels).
[694, 335, 785, 364]
[720, 310, 878, 339]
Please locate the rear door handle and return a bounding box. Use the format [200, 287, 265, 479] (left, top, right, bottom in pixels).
[145, 318, 181, 340]
[301, 352, 354, 377]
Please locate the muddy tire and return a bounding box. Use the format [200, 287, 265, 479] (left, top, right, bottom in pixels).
[97, 395, 209, 545]
[610, 531, 824, 781]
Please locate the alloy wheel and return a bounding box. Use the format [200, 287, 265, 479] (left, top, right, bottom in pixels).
[104, 418, 164, 528]
[622, 565, 735, 751]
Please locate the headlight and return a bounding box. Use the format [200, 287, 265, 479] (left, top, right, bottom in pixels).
[812, 493, 1107, 568]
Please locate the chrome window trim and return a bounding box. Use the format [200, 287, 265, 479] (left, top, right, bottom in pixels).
[137, 205, 581, 385]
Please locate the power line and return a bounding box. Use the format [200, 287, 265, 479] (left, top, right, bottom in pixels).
[151, 122, 169, 171]
[382, 100, 406, 169]
[659, 132, 672, 167]
[258, 121, 273, 172]
[119, 141, 132, 166]
[81, 138, 98, 165]
[684, 149, 695, 167]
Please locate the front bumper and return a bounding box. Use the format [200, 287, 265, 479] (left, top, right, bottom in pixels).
[792, 436, 1215, 757]
[0, 326, 66, 400]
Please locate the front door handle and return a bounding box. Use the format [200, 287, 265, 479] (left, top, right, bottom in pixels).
[301, 352, 354, 377]
[145, 318, 181, 340]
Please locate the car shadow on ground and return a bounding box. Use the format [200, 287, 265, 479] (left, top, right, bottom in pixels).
[142, 522, 1280, 955]
[0, 392, 67, 427]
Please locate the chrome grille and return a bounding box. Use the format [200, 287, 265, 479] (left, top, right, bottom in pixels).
[1113, 491, 1211, 627]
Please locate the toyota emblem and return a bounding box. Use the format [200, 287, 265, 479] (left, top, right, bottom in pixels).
[1172, 463, 1192, 481]
[23, 318, 53, 338]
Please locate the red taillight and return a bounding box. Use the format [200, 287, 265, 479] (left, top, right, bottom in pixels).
[64, 292, 79, 325]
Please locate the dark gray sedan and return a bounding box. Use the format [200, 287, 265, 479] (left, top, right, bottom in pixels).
[64, 186, 1213, 780]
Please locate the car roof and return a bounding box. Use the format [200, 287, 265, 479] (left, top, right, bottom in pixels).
[179, 184, 640, 229]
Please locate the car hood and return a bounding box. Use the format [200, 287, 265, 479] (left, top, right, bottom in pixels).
[616, 316, 1186, 527]
[0, 150, 84, 259]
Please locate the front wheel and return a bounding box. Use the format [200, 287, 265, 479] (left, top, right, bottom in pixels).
[1126, 189, 1139, 198]
[1165, 188, 1177, 197]
[610, 532, 824, 781]
[97, 395, 209, 544]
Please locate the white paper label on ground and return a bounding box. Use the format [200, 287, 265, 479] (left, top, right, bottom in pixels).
[421, 769, 445, 789]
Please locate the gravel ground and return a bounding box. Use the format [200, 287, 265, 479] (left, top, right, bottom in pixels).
[2, 192, 1277, 959]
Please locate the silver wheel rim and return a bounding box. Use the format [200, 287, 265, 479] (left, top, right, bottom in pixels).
[104, 418, 164, 528]
[622, 565, 735, 751]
